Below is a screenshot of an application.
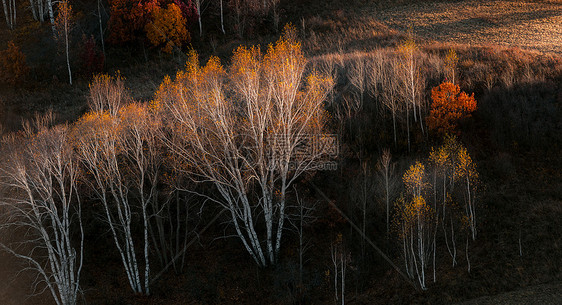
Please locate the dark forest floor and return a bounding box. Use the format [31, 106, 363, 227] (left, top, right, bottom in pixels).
[0, 0, 561, 304]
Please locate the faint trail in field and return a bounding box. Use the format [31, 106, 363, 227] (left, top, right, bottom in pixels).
[455, 281, 562, 305]
[375, 0, 562, 54]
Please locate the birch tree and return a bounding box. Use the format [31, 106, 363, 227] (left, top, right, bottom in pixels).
[219, 0, 225, 34]
[155, 27, 333, 267]
[270, 0, 280, 31]
[348, 159, 375, 259]
[377, 148, 397, 233]
[395, 194, 434, 290]
[143, 127, 198, 274]
[47, 0, 55, 32]
[379, 56, 402, 146]
[229, 0, 260, 38]
[408, 136, 480, 277]
[0, 119, 83, 305]
[428, 137, 458, 266]
[73, 74, 163, 294]
[29, 0, 37, 21]
[428, 135, 479, 267]
[148, 186, 197, 274]
[395, 161, 435, 290]
[29, 0, 55, 32]
[231, 0, 244, 37]
[117, 102, 162, 292]
[96, 0, 105, 57]
[455, 144, 478, 240]
[348, 55, 366, 107]
[55, 0, 74, 85]
[194, 0, 204, 36]
[330, 233, 350, 305]
[444, 49, 458, 85]
[87, 73, 129, 116]
[396, 35, 425, 148]
[72, 109, 151, 295]
[2, 0, 16, 29]
[286, 190, 316, 285]
[72, 112, 141, 294]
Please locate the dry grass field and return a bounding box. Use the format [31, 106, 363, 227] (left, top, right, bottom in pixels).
[375, 0, 562, 54]
[300, 0, 562, 55]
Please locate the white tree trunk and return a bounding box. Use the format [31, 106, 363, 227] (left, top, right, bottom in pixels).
[219, 0, 225, 34]
[37, 0, 44, 22]
[74, 100, 158, 295]
[2, 0, 11, 29]
[196, 0, 202, 36]
[47, 0, 55, 34]
[28, 0, 38, 20]
[97, 0, 105, 57]
[65, 19, 72, 85]
[0, 124, 83, 305]
[158, 36, 332, 268]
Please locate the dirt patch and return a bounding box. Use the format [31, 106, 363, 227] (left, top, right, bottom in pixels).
[375, 0, 562, 54]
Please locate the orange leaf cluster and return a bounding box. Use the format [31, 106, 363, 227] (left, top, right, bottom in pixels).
[455, 144, 478, 182]
[54, 0, 74, 41]
[145, 3, 189, 53]
[403, 161, 426, 197]
[398, 196, 433, 231]
[427, 82, 477, 135]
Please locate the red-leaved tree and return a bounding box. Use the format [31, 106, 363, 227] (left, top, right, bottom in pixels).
[108, 0, 160, 44]
[427, 82, 477, 135]
[108, 0, 196, 47]
[173, 0, 197, 24]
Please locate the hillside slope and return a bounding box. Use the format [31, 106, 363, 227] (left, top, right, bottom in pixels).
[375, 0, 562, 54]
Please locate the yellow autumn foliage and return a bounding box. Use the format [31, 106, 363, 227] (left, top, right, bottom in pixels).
[145, 3, 189, 54]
